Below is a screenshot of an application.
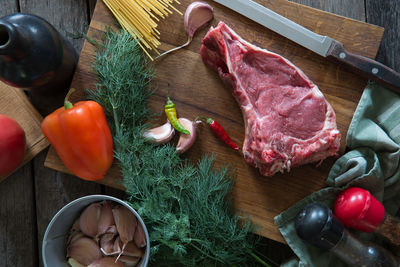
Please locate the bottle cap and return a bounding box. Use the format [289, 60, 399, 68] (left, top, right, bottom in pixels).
[295, 202, 344, 250]
[334, 187, 385, 232]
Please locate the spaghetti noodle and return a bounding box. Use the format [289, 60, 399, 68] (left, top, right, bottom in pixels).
[103, 0, 182, 60]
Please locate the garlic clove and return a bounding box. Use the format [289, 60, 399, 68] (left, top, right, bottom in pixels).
[68, 231, 85, 245]
[71, 218, 80, 232]
[184, 2, 214, 40]
[68, 257, 86, 267]
[98, 201, 115, 237]
[112, 205, 137, 247]
[118, 255, 141, 267]
[143, 121, 175, 144]
[176, 118, 198, 154]
[113, 236, 123, 254]
[79, 202, 102, 237]
[67, 236, 102, 266]
[105, 224, 118, 234]
[133, 222, 147, 248]
[87, 257, 125, 267]
[155, 2, 213, 60]
[122, 240, 144, 257]
[100, 233, 118, 256]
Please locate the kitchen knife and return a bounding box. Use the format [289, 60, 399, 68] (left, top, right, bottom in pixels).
[213, 0, 400, 92]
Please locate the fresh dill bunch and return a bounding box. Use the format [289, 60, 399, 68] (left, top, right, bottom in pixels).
[87, 29, 270, 267]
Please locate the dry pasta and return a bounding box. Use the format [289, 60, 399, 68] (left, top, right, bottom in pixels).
[103, 0, 182, 60]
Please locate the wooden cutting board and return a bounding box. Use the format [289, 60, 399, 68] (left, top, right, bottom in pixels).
[0, 82, 49, 182]
[44, 0, 384, 243]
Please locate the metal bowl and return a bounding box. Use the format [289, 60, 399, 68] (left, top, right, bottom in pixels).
[42, 195, 150, 267]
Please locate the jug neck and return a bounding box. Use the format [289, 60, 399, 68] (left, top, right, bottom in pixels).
[0, 21, 27, 59]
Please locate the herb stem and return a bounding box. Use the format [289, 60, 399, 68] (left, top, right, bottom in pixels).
[254, 250, 280, 266]
[111, 101, 120, 135]
[249, 251, 272, 267]
[190, 242, 225, 264]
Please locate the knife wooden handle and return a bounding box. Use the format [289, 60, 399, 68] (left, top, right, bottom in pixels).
[327, 40, 400, 93]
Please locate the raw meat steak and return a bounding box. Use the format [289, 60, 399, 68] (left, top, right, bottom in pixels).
[200, 22, 341, 176]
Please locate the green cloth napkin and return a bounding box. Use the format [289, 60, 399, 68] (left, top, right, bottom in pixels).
[274, 82, 400, 266]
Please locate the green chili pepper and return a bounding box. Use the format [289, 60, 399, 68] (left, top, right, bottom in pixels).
[164, 97, 190, 135]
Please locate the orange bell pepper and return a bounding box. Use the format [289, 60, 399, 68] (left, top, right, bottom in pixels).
[41, 94, 114, 181]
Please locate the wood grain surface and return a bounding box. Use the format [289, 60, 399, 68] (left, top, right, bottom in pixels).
[44, 0, 384, 243]
[1, 0, 399, 266]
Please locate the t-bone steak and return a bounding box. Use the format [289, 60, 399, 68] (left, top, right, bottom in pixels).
[200, 22, 341, 176]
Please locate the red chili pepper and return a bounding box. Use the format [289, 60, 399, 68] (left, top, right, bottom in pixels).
[201, 117, 239, 150]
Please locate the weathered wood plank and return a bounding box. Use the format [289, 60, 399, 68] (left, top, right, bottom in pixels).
[366, 0, 400, 72]
[0, 166, 38, 267]
[19, 0, 91, 53]
[0, 0, 18, 14]
[289, 0, 365, 21]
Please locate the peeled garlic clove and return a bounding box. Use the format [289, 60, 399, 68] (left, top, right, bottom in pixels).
[67, 237, 102, 266]
[184, 1, 214, 40]
[112, 205, 137, 247]
[79, 202, 102, 237]
[122, 240, 144, 257]
[143, 121, 175, 144]
[133, 222, 147, 248]
[68, 257, 86, 267]
[176, 118, 197, 154]
[118, 255, 141, 267]
[100, 233, 118, 256]
[88, 257, 125, 267]
[98, 201, 115, 237]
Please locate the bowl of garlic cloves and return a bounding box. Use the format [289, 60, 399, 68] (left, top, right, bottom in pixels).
[42, 195, 150, 267]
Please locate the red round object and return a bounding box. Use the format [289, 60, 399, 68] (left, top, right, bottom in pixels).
[0, 114, 26, 176]
[334, 187, 385, 232]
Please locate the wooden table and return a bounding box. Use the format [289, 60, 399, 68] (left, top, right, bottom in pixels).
[1, 0, 399, 266]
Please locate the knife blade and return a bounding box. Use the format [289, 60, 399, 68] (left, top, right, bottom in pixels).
[213, 0, 400, 92]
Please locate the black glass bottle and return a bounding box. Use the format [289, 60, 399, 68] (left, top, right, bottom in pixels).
[0, 13, 78, 115]
[295, 202, 400, 267]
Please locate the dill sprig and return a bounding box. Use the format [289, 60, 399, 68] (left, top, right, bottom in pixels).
[87, 30, 270, 266]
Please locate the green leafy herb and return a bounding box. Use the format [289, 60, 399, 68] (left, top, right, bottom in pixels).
[87, 30, 271, 266]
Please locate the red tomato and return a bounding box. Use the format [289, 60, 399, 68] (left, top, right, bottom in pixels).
[0, 114, 26, 176]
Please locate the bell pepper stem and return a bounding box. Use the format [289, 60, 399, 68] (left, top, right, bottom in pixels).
[64, 88, 76, 110]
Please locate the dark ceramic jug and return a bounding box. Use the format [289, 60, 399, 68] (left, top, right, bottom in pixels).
[0, 13, 78, 115]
